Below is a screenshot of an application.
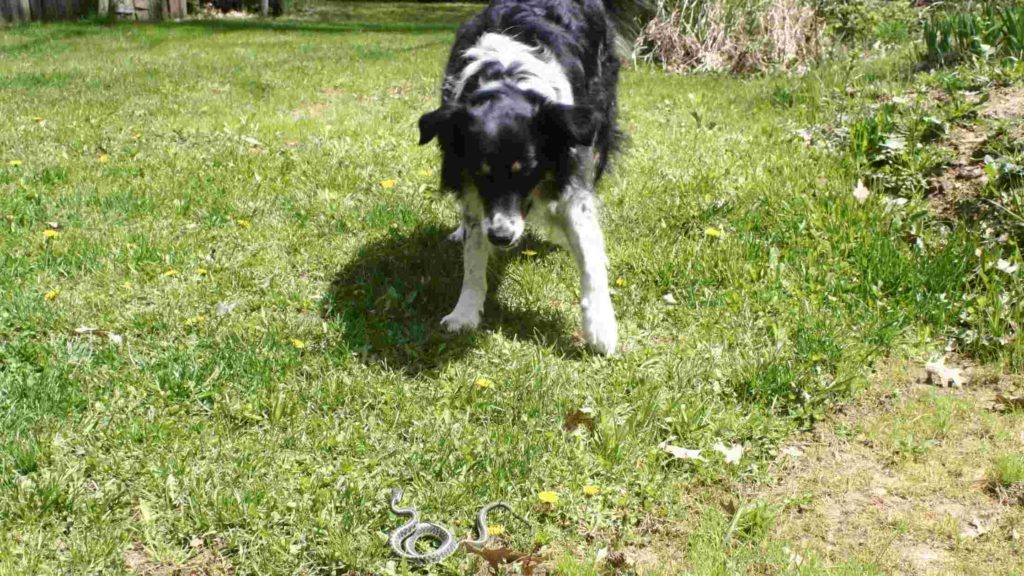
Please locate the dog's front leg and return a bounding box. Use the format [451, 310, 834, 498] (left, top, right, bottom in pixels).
[441, 218, 489, 332]
[561, 189, 617, 356]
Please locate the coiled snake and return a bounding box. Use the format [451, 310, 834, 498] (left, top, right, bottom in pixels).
[387, 488, 530, 566]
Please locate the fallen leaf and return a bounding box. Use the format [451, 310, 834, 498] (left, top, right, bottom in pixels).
[42, 229, 60, 239]
[583, 485, 600, 496]
[44, 290, 59, 301]
[379, 179, 397, 189]
[783, 545, 804, 568]
[107, 332, 124, 346]
[925, 357, 965, 388]
[241, 136, 262, 147]
[960, 516, 991, 540]
[465, 546, 542, 574]
[780, 446, 804, 458]
[475, 377, 495, 389]
[713, 442, 744, 465]
[215, 301, 237, 316]
[537, 491, 559, 504]
[994, 394, 1024, 411]
[995, 259, 1019, 274]
[662, 293, 677, 305]
[853, 179, 870, 204]
[562, 407, 595, 432]
[659, 441, 705, 462]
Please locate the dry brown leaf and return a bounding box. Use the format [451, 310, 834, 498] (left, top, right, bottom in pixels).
[562, 407, 595, 433]
[994, 394, 1024, 411]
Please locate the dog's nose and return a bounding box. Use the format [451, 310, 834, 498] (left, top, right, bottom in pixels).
[487, 229, 516, 247]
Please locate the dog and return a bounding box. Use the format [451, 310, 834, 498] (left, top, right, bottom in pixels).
[418, 0, 626, 356]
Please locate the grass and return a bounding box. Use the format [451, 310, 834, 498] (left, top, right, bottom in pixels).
[0, 2, 1021, 574]
[992, 454, 1024, 488]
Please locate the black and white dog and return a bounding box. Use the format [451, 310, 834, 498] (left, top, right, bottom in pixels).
[418, 0, 625, 355]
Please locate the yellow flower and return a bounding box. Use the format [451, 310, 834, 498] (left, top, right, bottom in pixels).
[197, 267, 209, 276]
[486, 524, 505, 536]
[44, 290, 60, 301]
[379, 179, 397, 189]
[185, 315, 206, 326]
[537, 491, 559, 504]
[615, 277, 625, 287]
[583, 485, 600, 496]
[122, 281, 133, 290]
[704, 227, 723, 238]
[8, 160, 22, 167]
[163, 269, 179, 277]
[522, 250, 538, 257]
[236, 219, 251, 229]
[97, 154, 109, 163]
[42, 229, 60, 239]
[475, 377, 495, 389]
[291, 339, 306, 350]
[418, 169, 434, 177]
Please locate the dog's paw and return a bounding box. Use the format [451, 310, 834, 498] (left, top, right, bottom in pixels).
[447, 225, 466, 243]
[441, 308, 480, 332]
[582, 297, 618, 356]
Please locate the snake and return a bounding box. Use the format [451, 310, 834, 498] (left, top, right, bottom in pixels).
[387, 488, 530, 566]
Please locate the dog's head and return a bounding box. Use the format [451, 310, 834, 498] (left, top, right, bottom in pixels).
[418, 85, 598, 248]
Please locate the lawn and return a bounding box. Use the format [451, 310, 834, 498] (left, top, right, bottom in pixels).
[0, 2, 1017, 574]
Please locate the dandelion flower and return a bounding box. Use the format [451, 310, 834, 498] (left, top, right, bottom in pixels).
[537, 491, 559, 504]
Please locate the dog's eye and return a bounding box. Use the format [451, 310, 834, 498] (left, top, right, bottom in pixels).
[510, 160, 522, 174]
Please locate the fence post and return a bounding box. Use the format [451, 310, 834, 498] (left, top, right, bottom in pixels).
[260, 0, 267, 17]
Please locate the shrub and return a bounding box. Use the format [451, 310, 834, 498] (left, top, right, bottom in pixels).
[635, 0, 822, 73]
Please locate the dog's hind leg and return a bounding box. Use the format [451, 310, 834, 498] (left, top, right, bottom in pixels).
[442, 218, 489, 332]
[559, 186, 618, 356]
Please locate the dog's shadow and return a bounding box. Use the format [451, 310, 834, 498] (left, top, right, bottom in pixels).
[322, 225, 574, 374]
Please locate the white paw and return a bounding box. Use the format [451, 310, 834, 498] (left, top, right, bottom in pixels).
[582, 296, 617, 356]
[447, 225, 466, 243]
[441, 308, 480, 332]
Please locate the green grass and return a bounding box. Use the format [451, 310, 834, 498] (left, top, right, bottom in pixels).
[992, 454, 1024, 487]
[0, 3, 1019, 574]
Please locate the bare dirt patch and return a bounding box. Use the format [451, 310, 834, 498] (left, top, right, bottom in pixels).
[761, 358, 1024, 575]
[124, 539, 233, 576]
[981, 87, 1024, 120]
[928, 86, 1024, 218]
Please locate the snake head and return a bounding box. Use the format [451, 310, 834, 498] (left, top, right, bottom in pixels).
[389, 488, 404, 507]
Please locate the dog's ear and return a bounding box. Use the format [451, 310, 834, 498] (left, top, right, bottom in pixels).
[542, 103, 600, 147]
[418, 105, 463, 145]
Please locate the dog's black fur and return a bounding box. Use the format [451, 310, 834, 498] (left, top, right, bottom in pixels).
[415, 0, 630, 355]
[418, 0, 621, 224]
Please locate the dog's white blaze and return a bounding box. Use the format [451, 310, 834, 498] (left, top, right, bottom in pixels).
[452, 33, 573, 104]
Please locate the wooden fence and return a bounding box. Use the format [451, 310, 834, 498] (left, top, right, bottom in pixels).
[0, 0, 186, 22]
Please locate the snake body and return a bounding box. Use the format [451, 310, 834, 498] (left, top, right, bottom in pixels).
[387, 488, 530, 566]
